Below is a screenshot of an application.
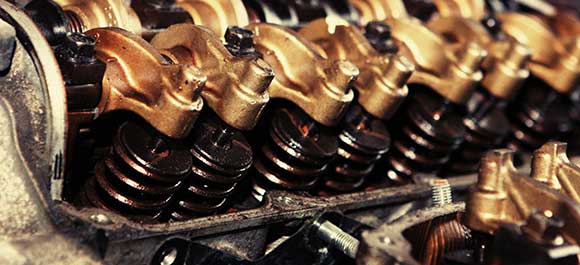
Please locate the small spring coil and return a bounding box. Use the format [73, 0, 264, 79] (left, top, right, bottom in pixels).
[504, 75, 575, 153]
[383, 85, 466, 184]
[441, 88, 510, 175]
[253, 105, 338, 200]
[323, 103, 390, 192]
[84, 121, 192, 220]
[167, 114, 253, 220]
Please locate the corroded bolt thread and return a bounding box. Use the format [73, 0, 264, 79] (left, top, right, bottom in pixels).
[504, 41, 531, 70]
[430, 179, 452, 207]
[316, 221, 360, 258]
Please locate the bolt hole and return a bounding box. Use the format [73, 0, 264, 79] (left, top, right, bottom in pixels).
[151, 239, 188, 265]
[160, 248, 177, 265]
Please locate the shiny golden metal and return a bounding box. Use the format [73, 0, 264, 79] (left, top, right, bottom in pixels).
[431, 0, 486, 20]
[54, 0, 141, 33]
[150, 23, 273, 131]
[246, 23, 357, 127]
[86, 28, 205, 139]
[427, 16, 530, 100]
[175, 0, 249, 38]
[498, 13, 580, 94]
[299, 18, 412, 120]
[531, 142, 580, 202]
[351, 0, 486, 104]
[387, 17, 486, 104]
[349, 0, 408, 24]
[465, 146, 580, 244]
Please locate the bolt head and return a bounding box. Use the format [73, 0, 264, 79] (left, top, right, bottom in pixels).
[365, 21, 391, 40]
[364, 22, 398, 54]
[61, 33, 97, 63]
[225, 26, 255, 55]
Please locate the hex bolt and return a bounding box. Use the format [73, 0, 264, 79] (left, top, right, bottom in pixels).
[316, 221, 360, 259]
[364, 21, 398, 54]
[224, 26, 255, 56]
[0, 19, 15, 73]
[62, 32, 97, 63]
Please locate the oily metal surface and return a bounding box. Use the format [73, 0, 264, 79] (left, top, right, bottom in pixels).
[354, 0, 486, 105]
[465, 144, 580, 244]
[246, 22, 357, 127]
[357, 203, 465, 265]
[427, 16, 530, 100]
[58, 174, 475, 242]
[151, 23, 274, 131]
[176, 0, 250, 38]
[498, 12, 580, 94]
[299, 17, 412, 120]
[86, 27, 206, 139]
[54, 0, 142, 33]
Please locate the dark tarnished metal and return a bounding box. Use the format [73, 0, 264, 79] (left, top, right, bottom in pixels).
[0, 19, 15, 73]
[382, 86, 465, 183]
[168, 112, 253, 220]
[224, 26, 257, 57]
[364, 21, 399, 54]
[324, 103, 390, 192]
[130, 0, 192, 39]
[84, 121, 192, 221]
[505, 76, 575, 152]
[253, 105, 338, 194]
[441, 88, 510, 175]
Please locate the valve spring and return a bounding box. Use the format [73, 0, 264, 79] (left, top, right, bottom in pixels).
[168, 113, 253, 220]
[323, 103, 390, 192]
[441, 88, 510, 175]
[252, 105, 338, 200]
[84, 121, 192, 220]
[504, 76, 575, 153]
[383, 85, 465, 184]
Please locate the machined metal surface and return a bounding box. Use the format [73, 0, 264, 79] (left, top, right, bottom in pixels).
[151, 23, 273, 131]
[4, 0, 580, 264]
[87, 27, 206, 139]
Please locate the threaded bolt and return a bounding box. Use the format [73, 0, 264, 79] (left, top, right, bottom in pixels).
[430, 179, 452, 207]
[316, 220, 360, 258]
